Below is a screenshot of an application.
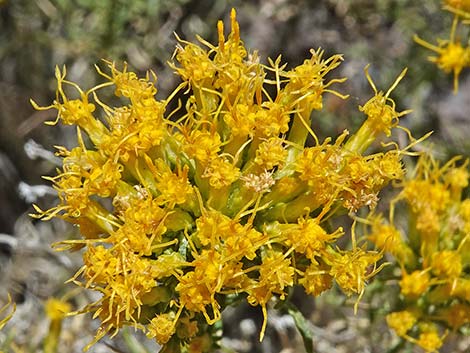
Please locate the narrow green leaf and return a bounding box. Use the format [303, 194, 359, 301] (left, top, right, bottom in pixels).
[285, 302, 314, 353]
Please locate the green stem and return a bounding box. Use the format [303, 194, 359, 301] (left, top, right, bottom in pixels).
[223, 135, 249, 165]
[123, 155, 158, 194]
[261, 191, 320, 222]
[86, 201, 118, 234]
[165, 209, 194, 232]
[207, 185, 231, 211]
[260, 176, 306, 205]
[122, 327, 152, 353]
[344, 121, 377, 154]
[193, 160, 210, 200]
[43, 319, 61, 353]
[244, 137, 262, 170]
[223, 182, 254, 217]
[287, 101, 312, 148]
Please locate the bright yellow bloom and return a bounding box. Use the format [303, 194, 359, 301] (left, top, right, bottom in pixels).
[367, 215, 411, 261]
[182, 129, 222, 164]
[112, 192, 169, 256]
[257, 250, 296, 299]
[147, 313, 177, 345]
[45, 298, 71, 321]
[345, 66, 410, 154]
[400, 270, 431, 298]
[246, 249, 295, 340]
[359, 70, 407, 137]
[415, 330, 444, 353]
[176, 249, 225, 323]
[223, 103, 257, 137]
[105, 61, 157, 101]
[445, 161, 469, 191]
[282, 48, 346, 113]
[431, 250, 462, 279]
[386, 310, 417, 337]
[173, 43, 216, 85]
[254, 137, 288, 170]
[283, 217, 342, 260]
[299, 263, 333, 296]
[327, 247, 382, 296]
[151, 161, 194, 207]
[202, 156, 240, 189]
[78, 243, 160, 336]
[414, 16, 470, 93]
[253, 102, 290, 137]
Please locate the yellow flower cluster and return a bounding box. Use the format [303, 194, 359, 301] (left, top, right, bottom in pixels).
[414, 1, 470, 93]
[32, 9, 411, 352]
[367, 155, 470, 352]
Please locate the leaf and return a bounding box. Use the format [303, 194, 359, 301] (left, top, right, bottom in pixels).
[285, 302, 315, 353]
[122, 328, 152, 353]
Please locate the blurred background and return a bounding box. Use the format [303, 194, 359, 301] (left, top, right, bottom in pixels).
[0, 0, 469, 352]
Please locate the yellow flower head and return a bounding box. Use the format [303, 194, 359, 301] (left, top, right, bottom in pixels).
[223, 103, 257, 137]
[183, 129, 222, 164]
[254, 137, 288, 170]
[386, 310, 417, 337]
[246, 249, 295, 340]
[81, 243, 159, 331]
[174, 43, 216, 85]
[282, 48, 346, 112]
[108, 62, 157, 102]
[401, 161, 451, 215]
[147, 312, 177, 345]
[400, 269, 431, 298]
[361, 67, 408, 131]
[431, 250, 462, 279]
[345, 66, 410, 154]
[445, 159, 469, 191]
[415, 329, 444, 353]
[284, 217, 342, 260]
[367, 216, 404, 253]
[176, 249, 224, 324]
[299, 263, 333, 297]
[202, 156, 240, 189]
[327, 247, 382, 297]
[414, 16, 470, 93]
[45, 298, 71, 321]
[254, 102, 291, 137]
